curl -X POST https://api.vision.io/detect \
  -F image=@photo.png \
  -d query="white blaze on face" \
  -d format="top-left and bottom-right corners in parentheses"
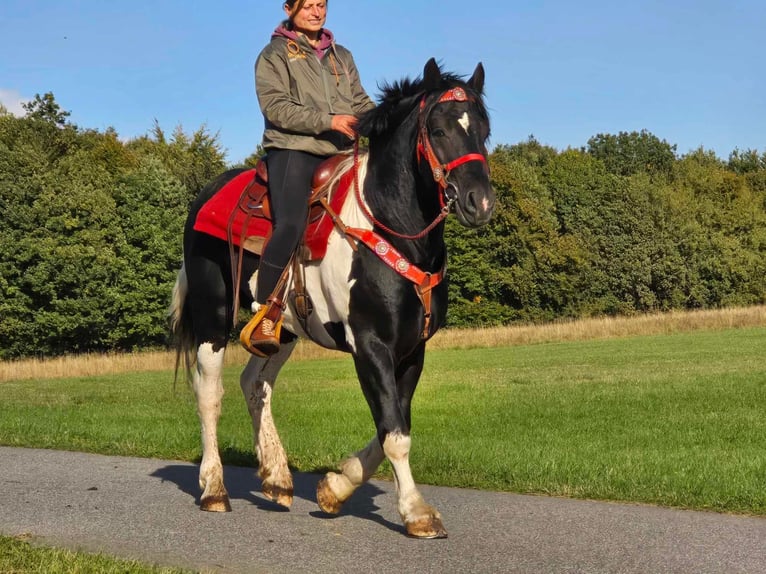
top-left (458, 111), bottom-right (470, 135)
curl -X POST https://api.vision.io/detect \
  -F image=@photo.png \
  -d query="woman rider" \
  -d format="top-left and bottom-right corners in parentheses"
top-left (250, 0), bottom-right (374, 355)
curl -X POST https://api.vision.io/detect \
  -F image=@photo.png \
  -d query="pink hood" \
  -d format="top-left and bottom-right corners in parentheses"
top-left (273, 23), bottom-right (334, 58)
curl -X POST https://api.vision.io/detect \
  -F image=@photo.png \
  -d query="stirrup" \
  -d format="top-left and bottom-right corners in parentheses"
top-left (240, 304), bottom-right (283, 357)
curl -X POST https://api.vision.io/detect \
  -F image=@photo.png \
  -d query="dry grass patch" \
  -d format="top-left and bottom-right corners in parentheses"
top-left (2, 305), bottom-right (764, 383)
top-left (433, 305), bottom-right (766, 349)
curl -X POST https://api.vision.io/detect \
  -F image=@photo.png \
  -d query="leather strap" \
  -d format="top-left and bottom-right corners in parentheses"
top-left (228, 174), bottom-right (262, 327)
top-left (345, 227), bottom-right (444, 339)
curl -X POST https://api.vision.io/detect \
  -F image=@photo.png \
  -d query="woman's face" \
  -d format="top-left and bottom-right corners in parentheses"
top-left (286, 1), bottom-right (327, 37)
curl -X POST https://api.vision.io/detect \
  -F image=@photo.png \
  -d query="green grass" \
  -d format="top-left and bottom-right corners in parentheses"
top-left (0, 535), bottom-right (191, 574)
top-left (1, 327), bottom-right (765, 515)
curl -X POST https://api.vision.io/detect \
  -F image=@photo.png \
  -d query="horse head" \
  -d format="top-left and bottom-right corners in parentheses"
top-left (417, 58), bottom-right (496, 227)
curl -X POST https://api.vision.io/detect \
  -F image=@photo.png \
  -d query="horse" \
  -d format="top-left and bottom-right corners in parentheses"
top-left (169, 58), bottom-right (495, 539)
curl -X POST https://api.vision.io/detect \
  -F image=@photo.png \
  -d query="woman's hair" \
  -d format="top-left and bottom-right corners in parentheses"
top-left (284, 1), bottom-right (303, 19)
top-left (284, 1), bottom-right (327, 21)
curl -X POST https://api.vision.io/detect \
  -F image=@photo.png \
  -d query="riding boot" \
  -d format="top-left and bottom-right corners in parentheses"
top-left (247, 300), bottom-right (283, 357)
top-left (241, 260), bottom-right (286, 357)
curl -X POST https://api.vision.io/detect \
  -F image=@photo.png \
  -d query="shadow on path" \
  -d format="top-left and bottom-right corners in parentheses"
top-left (150, 464), bottom-right (405, 535)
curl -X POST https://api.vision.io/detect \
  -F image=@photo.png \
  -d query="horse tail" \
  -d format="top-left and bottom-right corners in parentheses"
top-left (169, 264), bottom-right (195, 384)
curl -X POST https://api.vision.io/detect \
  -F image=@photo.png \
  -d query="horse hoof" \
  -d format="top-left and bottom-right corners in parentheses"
top-left (200, 495), bottom-right (232, 513)
top-left (406, 516), bottom-right (448, 539)
top-left (316, 476), bottom-right (343, 514)
top-left (262, 483), bottom-right (294, 508)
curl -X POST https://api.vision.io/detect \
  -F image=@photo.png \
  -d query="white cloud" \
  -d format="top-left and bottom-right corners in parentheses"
top-left (0, 89), bottom-right (28, 116)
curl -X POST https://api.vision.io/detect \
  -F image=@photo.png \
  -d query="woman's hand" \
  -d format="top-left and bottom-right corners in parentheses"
top-left (331, 114), bottom-right (359, 139)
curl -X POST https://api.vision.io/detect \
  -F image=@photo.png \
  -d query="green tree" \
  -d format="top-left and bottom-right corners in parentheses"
top-left (22, 92), bottom-right (72, 126)
top-left (587, 130), bottom-right (677, 178)
top-left (109, 156), bottom-right (187, 348)
top-left (728, 148), bottom-right (765, 175)
top-left (241, 144), bottom-right (267, 168)
top-left (0, 108), bottom-right (207, 357)
top-left (0, 112), bottom-right (125, 356)
top-left (127, 122), bottom-right (227, 199)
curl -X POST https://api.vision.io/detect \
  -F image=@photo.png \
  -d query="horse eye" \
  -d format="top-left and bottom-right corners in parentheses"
top-left (431, 128), bottom-right (446, 138)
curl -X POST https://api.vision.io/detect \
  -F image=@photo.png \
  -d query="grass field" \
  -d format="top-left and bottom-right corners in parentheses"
top-left (0, 535), bottom-right (191, 574)
top-left (3, 305), bottom-right (764, 382)
top-left (1, 323), bottom-right (764, 517)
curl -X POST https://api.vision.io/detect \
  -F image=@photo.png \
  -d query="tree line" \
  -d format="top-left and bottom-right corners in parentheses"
top-left (1, 94), bottom-right (764, 358)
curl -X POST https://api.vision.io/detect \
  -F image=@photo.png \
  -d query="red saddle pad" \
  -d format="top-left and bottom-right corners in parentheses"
top-left (193, 166), bottom-right (355, 261)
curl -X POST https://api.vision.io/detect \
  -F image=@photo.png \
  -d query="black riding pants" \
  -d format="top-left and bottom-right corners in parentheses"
top-left (256, 149), bottom-right (327, 304)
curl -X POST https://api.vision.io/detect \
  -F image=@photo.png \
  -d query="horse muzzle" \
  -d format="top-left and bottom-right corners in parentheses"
top-left (452, 184), bottom-right (496, 227)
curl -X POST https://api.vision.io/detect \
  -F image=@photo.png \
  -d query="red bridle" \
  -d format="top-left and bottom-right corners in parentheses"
top-left (416, 87), bottom-right (488, 205)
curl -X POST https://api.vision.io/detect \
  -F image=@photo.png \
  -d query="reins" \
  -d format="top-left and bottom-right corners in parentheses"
top-left (352, 138), bottom-right (452, 241)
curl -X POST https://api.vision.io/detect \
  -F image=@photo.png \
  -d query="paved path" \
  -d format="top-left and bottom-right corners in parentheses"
top-left (1, 447), bottom-right (764, 573)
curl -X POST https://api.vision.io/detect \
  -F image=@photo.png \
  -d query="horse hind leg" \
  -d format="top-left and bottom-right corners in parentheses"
top-left (194, 342), bottom-right (231, 512)
top-left (240, 339), bottom-right (297, 507)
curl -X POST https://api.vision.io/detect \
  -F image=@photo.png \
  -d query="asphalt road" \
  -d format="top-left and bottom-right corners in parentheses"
top-left (1, 447), bottom-right (764, 573)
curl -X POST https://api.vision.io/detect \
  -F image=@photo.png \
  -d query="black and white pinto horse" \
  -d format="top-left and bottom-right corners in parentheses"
top-left (170, 59), bottom-right (495, 538)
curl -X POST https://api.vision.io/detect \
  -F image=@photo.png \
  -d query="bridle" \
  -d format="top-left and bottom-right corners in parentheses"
top-left (353, 86), bottom-right (488, 241)
top-left (417, 87), bottom-right (488, 207)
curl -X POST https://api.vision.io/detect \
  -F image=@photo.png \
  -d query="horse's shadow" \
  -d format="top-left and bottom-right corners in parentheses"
top-left (150, 462), bottom-right (404, 535)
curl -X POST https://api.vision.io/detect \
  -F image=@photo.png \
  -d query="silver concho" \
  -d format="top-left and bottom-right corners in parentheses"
top-left (396, 259), bottom-right (410, 273)
top-left (433, 166), bottom-right (444, 181)
top-left (451, 87), bottom-right (467, 101)
top-left (375, 241), bottom-right (389, 256)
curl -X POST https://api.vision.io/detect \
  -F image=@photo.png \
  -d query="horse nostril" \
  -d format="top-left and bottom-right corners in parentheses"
top-left (463, 190), bottom-right (478, 215)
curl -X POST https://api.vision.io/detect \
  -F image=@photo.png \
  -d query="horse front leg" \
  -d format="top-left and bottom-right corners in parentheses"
top-left (316, 436), bottom-right (385, 513)
top-left (317, 340), bottom-right (446, 538)
top-left (194, 342), bottom-right (231, 512)
top-left (384, 344), bottom-right (446, 539)
top-left (240, 339), bottom-right (297, 507)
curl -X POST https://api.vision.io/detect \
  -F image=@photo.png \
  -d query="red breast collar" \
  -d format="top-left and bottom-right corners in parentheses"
top-left (345, 227), bottom-right (444, 339)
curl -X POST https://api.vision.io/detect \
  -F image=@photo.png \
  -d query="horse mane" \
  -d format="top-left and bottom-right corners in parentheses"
top-left (357, 67), bottom-right (488, 140)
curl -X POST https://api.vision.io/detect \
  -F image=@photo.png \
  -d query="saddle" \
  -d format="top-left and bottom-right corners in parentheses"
top-left (193, 155), bottom-right (353, 260)
top-left (193, 154), bottom-right (356, 341)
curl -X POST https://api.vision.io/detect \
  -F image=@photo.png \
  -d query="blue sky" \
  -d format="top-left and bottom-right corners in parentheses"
top-left (1, 1), bottom-right (764, 164)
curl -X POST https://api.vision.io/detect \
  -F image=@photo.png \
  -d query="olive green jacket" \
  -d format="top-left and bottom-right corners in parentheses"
top-left (255, 32), bottom-right (374, 156)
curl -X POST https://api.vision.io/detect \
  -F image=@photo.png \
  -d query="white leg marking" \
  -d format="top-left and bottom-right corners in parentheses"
top-left (383, 432), bottom-right (422, 519)
top-left (383, 431), bottom-right (445, 537)
top-left (324, 437), bottom-right (384, 502)
top-left (194, 343), bottom-right (229, 508)
top-left (317, 435), bottom-right (385, 513)
top-left (458, 111), bottom-right (471, 135)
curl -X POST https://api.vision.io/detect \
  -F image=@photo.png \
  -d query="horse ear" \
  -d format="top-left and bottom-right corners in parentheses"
top-left (422, 58), bottom-right (442, 91)
top-left (468, 63), bottom-right (485, 95)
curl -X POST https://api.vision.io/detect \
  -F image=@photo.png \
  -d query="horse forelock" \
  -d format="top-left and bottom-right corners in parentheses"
top-left (358, 71), bottom-right (488, 140)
